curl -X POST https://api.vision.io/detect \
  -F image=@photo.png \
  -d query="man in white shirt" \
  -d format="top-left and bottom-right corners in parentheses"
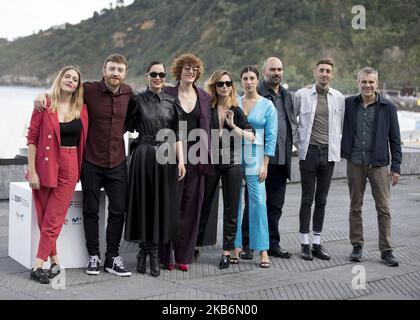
top-left (293, 58), bottom-right (345, 261)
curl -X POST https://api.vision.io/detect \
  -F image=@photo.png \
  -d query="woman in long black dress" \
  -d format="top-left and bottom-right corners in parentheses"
top-left (124, 61), bottom-right (186, 277)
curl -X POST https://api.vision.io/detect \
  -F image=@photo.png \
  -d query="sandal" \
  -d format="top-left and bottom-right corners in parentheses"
top-left (230, 257), bottom-right (240, 264)
top-left (259, 250), bottom-right (270, 268)
top-left (230, 248), bottom-right (241, 264)
top-left (259, 261), bottom-right (270, 268)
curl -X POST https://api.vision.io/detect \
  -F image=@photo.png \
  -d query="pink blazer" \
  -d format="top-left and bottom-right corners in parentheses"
top-left (27, 100), bottom-right (88, 188)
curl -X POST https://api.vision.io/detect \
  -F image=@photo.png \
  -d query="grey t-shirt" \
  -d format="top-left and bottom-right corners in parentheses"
top-left (309, 86), bottom-right (329, 145)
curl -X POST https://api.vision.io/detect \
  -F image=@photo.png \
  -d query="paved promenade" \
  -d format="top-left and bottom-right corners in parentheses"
top-left (0, 176), bottom-right (419, 300)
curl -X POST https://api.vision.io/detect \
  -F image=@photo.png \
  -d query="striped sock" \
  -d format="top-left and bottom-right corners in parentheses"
top-left (313, 233), bottom-right (321, 245)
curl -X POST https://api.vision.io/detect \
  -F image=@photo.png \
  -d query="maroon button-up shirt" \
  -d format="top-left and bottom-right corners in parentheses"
top-left (83, 78), bottom-right (132, 168)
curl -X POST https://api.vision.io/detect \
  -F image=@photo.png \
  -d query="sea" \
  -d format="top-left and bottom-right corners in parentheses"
top-left (0, 86), bottom-right (48, 159)
top-left (0, 85), bottom-right (419, 159)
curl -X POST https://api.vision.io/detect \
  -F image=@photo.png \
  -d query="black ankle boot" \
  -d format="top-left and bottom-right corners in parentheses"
top-left (219, 254), bottom-right (230, 269)
top-left (30, 268), bottom-right (49, 284)
top-left (46, 263), bottom-right (61, 279)
top-left (137, 242), bottom-right (148, 274)
top-left (148, 242), bottom-right (160, 277)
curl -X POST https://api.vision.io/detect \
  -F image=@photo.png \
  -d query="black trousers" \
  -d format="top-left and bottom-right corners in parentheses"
top-left (81, 160), bottom-right (128, 259)
top-left (241, 186), bottom-right (250, 249)
top-left (197, 163), bottom-right (243, 251)
top-left (265, 164), bottom-right (288, 250)
top-left (298, 147), bottom-right (335, 234)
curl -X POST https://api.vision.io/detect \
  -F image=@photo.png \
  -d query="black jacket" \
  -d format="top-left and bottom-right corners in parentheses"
top-left (210, 106), bottom-right (255, 165)
top-left (258, 81), bottom-right (297, 180)
top-left (341, 94), bottom-right (402, 174)
top-left (125, 89), bottom-right (182, 155)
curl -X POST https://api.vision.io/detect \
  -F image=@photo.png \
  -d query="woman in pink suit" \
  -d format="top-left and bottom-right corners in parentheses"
top-left (27, 66), bottom-right (88, 284)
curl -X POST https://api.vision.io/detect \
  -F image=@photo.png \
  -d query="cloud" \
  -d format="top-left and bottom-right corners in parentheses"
top-left (0, 0), bottom-right (134, 40)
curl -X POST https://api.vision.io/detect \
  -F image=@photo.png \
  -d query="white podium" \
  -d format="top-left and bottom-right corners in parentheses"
top-left (8, 182), bottom-right (107, 269)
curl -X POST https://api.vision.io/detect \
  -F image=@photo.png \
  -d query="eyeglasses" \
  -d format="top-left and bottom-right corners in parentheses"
top-left (147, 72), bottom-right (166, 78)
top-left (215, 81), bottom-right (233, 88)
top-left (183, 65), bottom-right (199, 73)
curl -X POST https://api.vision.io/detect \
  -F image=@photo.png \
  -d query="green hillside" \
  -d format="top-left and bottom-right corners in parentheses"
top-left (0, 0), bottom-right (419, 93)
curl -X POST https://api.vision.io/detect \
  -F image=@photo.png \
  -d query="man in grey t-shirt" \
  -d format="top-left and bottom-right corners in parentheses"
top-left (294, 58), bottom-right (345, 261)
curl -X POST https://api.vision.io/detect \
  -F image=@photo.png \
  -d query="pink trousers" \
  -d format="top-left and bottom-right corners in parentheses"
top-left (33, 148), bottom-right (79, 261)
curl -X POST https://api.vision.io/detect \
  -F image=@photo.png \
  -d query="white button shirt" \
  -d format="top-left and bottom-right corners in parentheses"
top-left (293, 84), bottom-right (345, 162)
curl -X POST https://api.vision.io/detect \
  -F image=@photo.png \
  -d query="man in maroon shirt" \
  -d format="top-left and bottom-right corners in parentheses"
top-left (35, 54), bottom-right (132, 277)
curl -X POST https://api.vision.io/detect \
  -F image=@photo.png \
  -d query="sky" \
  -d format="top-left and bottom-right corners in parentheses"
top-left (0, 0), bottom-right (135, 41)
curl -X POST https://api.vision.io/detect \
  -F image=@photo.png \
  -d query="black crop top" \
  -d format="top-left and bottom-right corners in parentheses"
top-left (60, 118), bottom-right (82, 147)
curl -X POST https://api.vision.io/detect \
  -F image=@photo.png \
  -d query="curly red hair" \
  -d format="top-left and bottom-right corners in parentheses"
top-left (171, 53), bottom-right (204, 82)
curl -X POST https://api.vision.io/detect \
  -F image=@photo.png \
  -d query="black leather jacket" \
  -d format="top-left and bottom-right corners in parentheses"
top-left (125, 89), bottom-right (181, 154)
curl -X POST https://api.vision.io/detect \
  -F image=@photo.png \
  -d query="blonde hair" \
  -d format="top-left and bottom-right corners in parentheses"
top-left (50, 66), bottom-right (84, 121)
top-left (206, 70), bottom-right (238, 108)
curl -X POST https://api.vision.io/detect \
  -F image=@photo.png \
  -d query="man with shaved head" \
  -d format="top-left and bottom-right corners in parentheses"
top-left (240, 57), bottom-right (298, 260)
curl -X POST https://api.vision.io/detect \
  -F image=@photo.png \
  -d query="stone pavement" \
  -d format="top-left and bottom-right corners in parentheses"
top-left (0, 176), bottom-right (419, 300)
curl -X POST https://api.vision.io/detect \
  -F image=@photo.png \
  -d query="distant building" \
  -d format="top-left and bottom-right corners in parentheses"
top-left (379, 89), bottom-right (400, 97)
top-left (401, 87), bottom-right (416, 97)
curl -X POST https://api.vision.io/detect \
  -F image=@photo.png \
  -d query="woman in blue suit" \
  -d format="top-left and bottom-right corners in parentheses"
top-left (233, 66), bottom-right (278, 268)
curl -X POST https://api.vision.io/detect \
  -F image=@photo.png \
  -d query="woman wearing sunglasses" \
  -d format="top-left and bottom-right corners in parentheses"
top-left (160, 54), bottom-right (213, 272)
top-left (233, 66), bottom-right (278, 268)
top-left (124, 61), bottom-right (186, 277)
top-left (196, 70), bottom-right (255, 269)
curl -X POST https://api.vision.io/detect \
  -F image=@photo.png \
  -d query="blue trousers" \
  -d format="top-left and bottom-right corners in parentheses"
top-left (235, 174), bottom-right (269, 251)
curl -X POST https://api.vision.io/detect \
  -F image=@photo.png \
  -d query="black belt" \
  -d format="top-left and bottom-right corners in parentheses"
top-left (308, 144), bottom-right (328, 151)
top-left (139, 135), bottom-right (164, 146)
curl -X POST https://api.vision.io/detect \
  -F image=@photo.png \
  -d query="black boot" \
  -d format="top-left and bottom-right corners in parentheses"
top-left (137, 242), bottom-right (148, 274)
top-left (30, 268), bottom-right (49, 284)
top-left (148, 242), bottom-right (160, 277)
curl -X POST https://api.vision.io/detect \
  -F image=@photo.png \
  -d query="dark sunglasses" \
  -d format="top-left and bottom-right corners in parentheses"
top-left (215, 81), bottom-right (233, 88)
top-left (147, 72), bottom-right (167, 78)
